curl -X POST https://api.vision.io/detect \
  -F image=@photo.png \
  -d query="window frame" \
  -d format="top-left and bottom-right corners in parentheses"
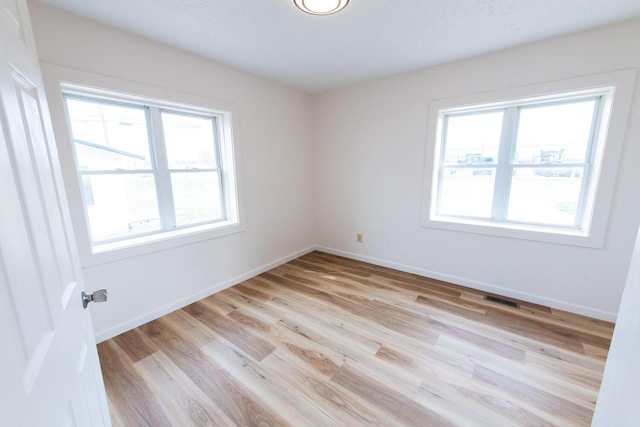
top-left (41, 64), bottom-right (244, 267)
top-left (64, 93), bottom-right (232, 245)
top-left (435, 94), bottom-right (603, 228)
top-left (422, 70), bottom-right (637, 248)
top-left (155, 108), bottom-right (226, 230)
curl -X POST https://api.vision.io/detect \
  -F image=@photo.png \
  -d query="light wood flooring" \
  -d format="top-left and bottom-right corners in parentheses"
top-left (98, 251), bottom-right (614, 426)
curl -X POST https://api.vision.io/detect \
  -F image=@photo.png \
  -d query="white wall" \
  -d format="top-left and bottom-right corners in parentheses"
top-left (28, 1), bottom-right (640, 337)
top-left (28, 3), bottom-right (315, 341)
top-left (593, 225), bottom-right (640, 426)
top-left (313, 19), bottom-right (640, 320)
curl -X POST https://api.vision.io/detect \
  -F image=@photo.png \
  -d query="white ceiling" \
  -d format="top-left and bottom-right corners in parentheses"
top-left (31, 0), bottom-right (640, 93)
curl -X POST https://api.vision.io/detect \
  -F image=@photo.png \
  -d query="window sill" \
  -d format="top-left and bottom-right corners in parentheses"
top-left (82, 219), bottom-right (244, 267)
top-left (422, 216), bottom-right (603, 248)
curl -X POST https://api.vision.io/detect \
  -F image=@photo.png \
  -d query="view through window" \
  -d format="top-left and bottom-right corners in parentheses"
top-left (64, 93), bottom-right (232, 245)
top-left (432, 90), bottom-right (608, 233)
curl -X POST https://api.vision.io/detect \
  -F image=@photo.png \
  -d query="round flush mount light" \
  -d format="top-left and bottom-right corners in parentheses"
top-left (293, 0), bottom-right (350, 16)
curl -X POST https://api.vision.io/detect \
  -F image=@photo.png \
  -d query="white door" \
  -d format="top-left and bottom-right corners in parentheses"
top-left (592, 225), bottom-right (640, 426)
top-left (0, 0), bottom-right (111, 426)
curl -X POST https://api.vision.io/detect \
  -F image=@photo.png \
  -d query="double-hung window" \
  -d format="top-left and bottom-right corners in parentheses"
top-left (436, 95), bottom-right (600, 226)
top-left (62, 89), bottom-right (239, 252)
top-left (423, 70), bottom-right (636, 247)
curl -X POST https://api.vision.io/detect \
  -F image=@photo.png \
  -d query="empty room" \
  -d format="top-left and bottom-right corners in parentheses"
top-left (2, 0), bottom-right (640, 425)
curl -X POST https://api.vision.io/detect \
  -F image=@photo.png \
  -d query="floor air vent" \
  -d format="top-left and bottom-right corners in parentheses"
top-left (484, 295), bottom-right (520, 308)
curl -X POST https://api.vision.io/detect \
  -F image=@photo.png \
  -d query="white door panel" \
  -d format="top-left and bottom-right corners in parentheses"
top-left (0, 0), bottom-right (111, 425)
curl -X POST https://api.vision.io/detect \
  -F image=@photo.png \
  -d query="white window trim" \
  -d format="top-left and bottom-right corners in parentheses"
top-left (41, 64), bottom-right (245, 267)
top-left (421, 69), bottom-right (637, 248)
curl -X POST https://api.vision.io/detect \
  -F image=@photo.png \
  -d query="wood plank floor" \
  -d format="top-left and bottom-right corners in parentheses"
top-left (98, 251), bottom-right (614, 426)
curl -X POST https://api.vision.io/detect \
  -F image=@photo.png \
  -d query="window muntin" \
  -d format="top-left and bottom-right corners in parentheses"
top-left (433, 92), bottom-right (605, 232)
top-left (64, 93), bottom-right (230, 245)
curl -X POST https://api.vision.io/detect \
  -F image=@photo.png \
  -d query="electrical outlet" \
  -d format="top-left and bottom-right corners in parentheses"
top-left (356, 233), bottom-right (363, 243)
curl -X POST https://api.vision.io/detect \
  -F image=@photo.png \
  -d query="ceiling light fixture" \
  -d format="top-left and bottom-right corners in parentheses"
top-left (293, 0), bottom-right (350, 16)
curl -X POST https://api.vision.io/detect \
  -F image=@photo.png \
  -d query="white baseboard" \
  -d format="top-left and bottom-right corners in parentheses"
top-left (95, 243), bottom-right (616, 343)
top-left (315, 246), bottom-right (617, 322)
top-left (94, 246), bottom-right (316, 342)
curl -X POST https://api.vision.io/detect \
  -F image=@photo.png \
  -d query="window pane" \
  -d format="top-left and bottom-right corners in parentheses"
top-left (443, 111), bottom-right (503, 166)
top-left (66, 97), bottom-right (152, 170)
top-left (438, 170), bottom-right (495, 218)
top-left (81, 174), bottom-right (160, 242)
top-left (514, 100), bottom-right (596, 164)
top-left (162, 112), bottom-right (218, 169)
top-left (507, 167), bottom-right (584, 226)
top-left (171, 172), bottom-right (223, 226)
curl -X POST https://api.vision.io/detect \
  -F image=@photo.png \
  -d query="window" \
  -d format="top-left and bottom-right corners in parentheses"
top-left (62, 88), bottom-right (240, 252)
top-left (436, 94), bottom-right (600, 227)
top-left (423, 70), bottom-right (636, 247)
